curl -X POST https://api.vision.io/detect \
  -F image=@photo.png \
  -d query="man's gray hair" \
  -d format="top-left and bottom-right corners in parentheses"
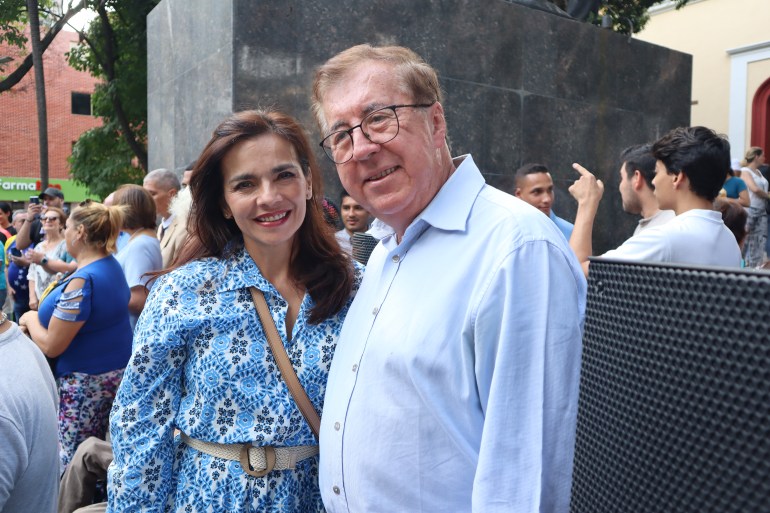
top-left (144, 168), bottom-right (181, 192)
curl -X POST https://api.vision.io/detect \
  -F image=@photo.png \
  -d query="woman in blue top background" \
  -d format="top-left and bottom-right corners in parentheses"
top-left (721, 163), bottom-right (750, 207)
top-left (108, 110), bottom-right (359, 512)
top-left (20, 200), bottom-right (132, 474)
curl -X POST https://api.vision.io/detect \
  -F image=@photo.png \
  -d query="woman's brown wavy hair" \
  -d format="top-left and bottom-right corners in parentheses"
top-left (172, 109), bottom-right (354, 323)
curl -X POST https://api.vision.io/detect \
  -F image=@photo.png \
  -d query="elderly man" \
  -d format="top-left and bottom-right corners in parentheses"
top-left (312, 44), bottom-right (586, 512)
top-left (143, 168), bottom-right (184, 267)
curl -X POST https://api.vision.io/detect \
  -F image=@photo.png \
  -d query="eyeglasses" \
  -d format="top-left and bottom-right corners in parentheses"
top-left (41, 216), bottom-right (59, 222)
top-left (319, 102), bottom-right (436, 164)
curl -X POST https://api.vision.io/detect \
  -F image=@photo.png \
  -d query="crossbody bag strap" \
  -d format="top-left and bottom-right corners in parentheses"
top-left (249, 287), bottom-right (321, 439)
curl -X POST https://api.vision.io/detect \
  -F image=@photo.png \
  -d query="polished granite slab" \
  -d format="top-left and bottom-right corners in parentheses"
top-left (148, 0), bottom-right (691, 252)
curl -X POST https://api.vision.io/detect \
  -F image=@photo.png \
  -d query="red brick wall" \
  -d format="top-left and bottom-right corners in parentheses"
top-left (0, 29), bottom-right (102, 180)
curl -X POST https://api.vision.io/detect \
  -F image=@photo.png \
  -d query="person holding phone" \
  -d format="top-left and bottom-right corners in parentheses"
top-left (16, 188), bottom-right (66, 251)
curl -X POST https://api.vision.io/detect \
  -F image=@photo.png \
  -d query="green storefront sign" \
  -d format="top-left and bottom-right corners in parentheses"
top-left (0, 177), bottom-right (96, 203)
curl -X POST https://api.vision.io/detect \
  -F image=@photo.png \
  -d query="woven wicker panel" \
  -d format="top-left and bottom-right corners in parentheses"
top-left (570, 259), bottom-right (770, 513)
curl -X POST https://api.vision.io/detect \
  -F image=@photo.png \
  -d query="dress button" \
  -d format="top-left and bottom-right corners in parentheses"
top-left (334, 422), bottom-right (340, 431)
top-left (372, 307), bottom-right (379, 315)
top-left (333, 486), bottom-right (341, 495)
top-left (392, 254), bottom-right (400, 263)
top-left (352, 364), bottom-right (358, 372)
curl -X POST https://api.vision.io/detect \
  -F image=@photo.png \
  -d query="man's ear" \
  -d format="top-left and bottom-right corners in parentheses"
top-left (632, 170), bottom-right (645, 190)
top-left (430, 102), bottom-right (448, 147)
top-left (514, 187), bottom-right (522, 198)
top-left (672, 171), bottom-right (687, 189)
top-left (169, 188), bottom-right (178, 199)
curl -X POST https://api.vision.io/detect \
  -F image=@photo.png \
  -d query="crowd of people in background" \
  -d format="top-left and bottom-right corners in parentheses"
top-left (2, 42), bottom-right (770, 513)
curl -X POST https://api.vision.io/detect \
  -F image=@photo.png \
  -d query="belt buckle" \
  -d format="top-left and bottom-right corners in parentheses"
top-left (240, 444), bottom-right (276, 477)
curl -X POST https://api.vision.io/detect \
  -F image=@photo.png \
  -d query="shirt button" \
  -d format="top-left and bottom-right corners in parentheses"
top-left (372, 307), bottom-right (379, 315)
top-left (352, 364), bottom-right (358, 372)
top-left (334, 422), bottom-right (340, 431)
top-left (392, 254), bottom-right (400, 263)
top-left (333, 486), bottom-right (341, 495)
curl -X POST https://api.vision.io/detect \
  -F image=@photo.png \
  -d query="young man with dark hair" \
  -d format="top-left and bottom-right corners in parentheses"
top-left (569, 126), bottom-right (741, 276)
top-left (514, 163), bottom-right (574, 239)
top-left (618, 144), bottom-right (676, 235)
top-left (334, 190), bottom-right (371, 255)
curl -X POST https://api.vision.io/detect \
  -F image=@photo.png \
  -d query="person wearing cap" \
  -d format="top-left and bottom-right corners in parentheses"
top-left (15, 187), bottom-right (66, 251)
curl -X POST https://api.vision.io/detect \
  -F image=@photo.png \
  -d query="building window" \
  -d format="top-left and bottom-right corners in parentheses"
top-left (71, 92), bottom-right (91, 115)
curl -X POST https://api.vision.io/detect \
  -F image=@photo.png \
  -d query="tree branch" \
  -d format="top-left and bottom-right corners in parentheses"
top-left (95, 2), bottom-right (148, 170)
top-left (0, 0), bottom-right (85, 93)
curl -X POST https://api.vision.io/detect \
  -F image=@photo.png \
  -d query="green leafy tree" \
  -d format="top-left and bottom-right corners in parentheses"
top-left (67, 0), bottom-right (159, 197)
top-left (546, 0), bottom-right (690, 34)
top-left (0, 0), bottom-right (86, 92)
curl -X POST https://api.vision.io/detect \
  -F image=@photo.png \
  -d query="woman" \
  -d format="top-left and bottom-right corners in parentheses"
top-left (27, 206), bottom-right (74, 310)
top-left (740, 146), bottom-right (768, 267)
top-left (19, 200), bottom-right (133, 473)
top-left (112, 184), bottom-right (163, 329)
top-left (107, 110), bottom-right (359, 512)
top-left (720, 166), bottom-right (750, 207)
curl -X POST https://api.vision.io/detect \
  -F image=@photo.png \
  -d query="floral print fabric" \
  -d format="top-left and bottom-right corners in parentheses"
top-left (58, 368), bottom-right (124, 473)
top-left (107, 247), bottom-right (359, 512)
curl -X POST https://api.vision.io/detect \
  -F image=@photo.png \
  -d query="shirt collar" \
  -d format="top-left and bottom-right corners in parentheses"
top-left (215, 245), bottom-right (274, 294)
top-left (410, 154), bottom-right (484, 232)
top-left (160, 214), bottom-right (175, 230)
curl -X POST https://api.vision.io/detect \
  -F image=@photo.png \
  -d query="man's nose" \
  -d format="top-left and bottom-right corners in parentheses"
top-left (350, 128), bottom-right (380, 161)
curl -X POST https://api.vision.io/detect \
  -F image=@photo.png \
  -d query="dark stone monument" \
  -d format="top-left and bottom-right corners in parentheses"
top-left (148, 0), bottom-right (691, 253)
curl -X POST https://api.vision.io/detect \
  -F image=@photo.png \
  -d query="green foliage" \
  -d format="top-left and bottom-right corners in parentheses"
top-left (68, 125), bottom-right (144, 199)
top-left (67, 0), bottom-right (159, 195)
top-left (595, 0), bottom-right (692, 34)
top-left (544, 0), bottom-right (691, 34)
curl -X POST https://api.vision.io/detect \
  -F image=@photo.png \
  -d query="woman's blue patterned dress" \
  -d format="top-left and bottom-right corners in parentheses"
top-left (107, 247), bottom-right (359, 512)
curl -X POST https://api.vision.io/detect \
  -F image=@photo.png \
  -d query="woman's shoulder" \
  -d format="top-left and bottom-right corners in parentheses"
top-left (154, 254), bottom-right (234, 291)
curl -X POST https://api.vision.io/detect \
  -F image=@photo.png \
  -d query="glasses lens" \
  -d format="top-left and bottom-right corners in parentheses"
top-left (322, 131), bottom-right (354, 164)
top-left (42, 217), bottom-right (58, 222)
top-left (362, 108), bottom-right (399, 144)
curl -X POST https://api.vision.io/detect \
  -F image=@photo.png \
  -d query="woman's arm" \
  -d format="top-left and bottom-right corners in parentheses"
top-left (19, 277), bottom-right (86, 357)
top-left (737, 189), bottom-right (751, 207)
top-left (127, 285), bottom-right (149, 315)
top-left (28, 277), bottom-right (38, 310)
top-left (107, 276), bottom-right (187, 512)
top-left (741, 171), bottom-right (770, 199)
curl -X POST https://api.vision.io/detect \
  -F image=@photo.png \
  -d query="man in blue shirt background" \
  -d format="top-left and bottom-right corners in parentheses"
top-left (514, 162), bottom-right (574, 240)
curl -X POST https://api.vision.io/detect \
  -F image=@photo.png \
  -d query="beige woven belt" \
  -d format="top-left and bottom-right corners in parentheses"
top-left (180, 432), bottom-right (318, 477)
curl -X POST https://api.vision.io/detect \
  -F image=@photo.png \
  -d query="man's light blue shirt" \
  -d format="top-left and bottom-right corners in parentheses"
top-left (320, 155), bottom-right (586, 512)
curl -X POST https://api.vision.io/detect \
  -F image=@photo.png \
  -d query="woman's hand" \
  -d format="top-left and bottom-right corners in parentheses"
top-left (18, 310), bottom-right (36, 334)
top-left (9, 254), bottom-right (32, 267)
top-left (28, 250), bottom-right (45, 265)
top-left (29, 298), bottom-right (39, 311)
